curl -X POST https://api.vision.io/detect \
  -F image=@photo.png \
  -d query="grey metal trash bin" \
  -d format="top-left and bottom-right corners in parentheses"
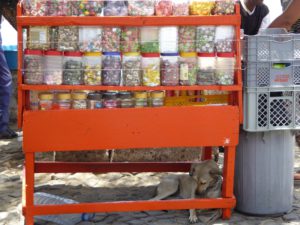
top-left (234, 130), bottom-right (295, 216)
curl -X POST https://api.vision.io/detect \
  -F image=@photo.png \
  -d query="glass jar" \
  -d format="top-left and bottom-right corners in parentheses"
top-left (142, 53), bottom-right (160, 86)
top-left (179, 26), bottom-right (196, 53)
top-left (87, 92), bottom-right (103, 109)
top-left (122, 52), bottom-right (142, 86)
top-left (104, 0), bottom-right (128, 16)
top-left (77, 0), bottom-right (104, 16)
top-left (150, 91), bottom-right (164, 107)
top-left (140, 27), bottom-right (159, 53)
top-left (79, 26), bottom-right (102, 52)
top-left (102, 52), bottom-right (122, 86)
top-left (172, 0), bottom-right (189, 15)
top-left (27, 26), bottom-right (50, 50)
top-left (196, 26), bottom-right (216, 53)
top-left (102, 27), bottom-right (121, 52)
top-left (45, 0), bottom-right (67, 16)
top-left (83, 52), bottom-right (102, 85)
top-left (103, 92), bottom-right (118, 108)
top-left (189, 0), bottom-right (215, 15)
top-left (63, 51), bottom-right (84, 85)
top-left (118, 91), bottom-right (134, 108)
top-left (213, 0), bottom-right (235, 15)
top-left (215, 52), bottom-right (235, 85)
top-left (215, 26), bottom-right (235, 53)
top-left (155, 0), bottom-right (173, 16)
top-left (24, 49), bottom-right (44, 84)
top-left (128, 0), bottom-right (155, 16)
top-left (57, 26), bottom-right (79, 51)
top-left (197, 52), bottom-right (216, 85)
top-left (134, 91), bottom-right (148, 108)
top-left (161, 53), bottom-right (179, 86)
top-left (23, 0), bottom-right (47, 16)
top-left (44, 50), bottom-right (63, 85)
top-left (159, 26), bottom-right (178, 53)
top-left (179, 52), bottom-right (197, 86)
top-left (72, 92), bottom-right (87, 109)
top-left (56, 92), bottom-right (72, 110)
top-left (121, 27), bottom-right (140, 52)
top-left (39, 92), bottom-right (54, 110)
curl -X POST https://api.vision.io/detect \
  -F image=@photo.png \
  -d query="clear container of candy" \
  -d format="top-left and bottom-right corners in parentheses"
top-left (57, 26), bottom-right (79, 51)
top-left (172, 0), bottom-right (189, 15)
top-left (179, 52), bottom-right (197, 86)
top-left (79, 26), bottom-right (102, 52)
top-left (196, 26), bottom-right (216, 53)
top-left (56, 92), bottom-right (72, 110)
top-left (155, 0), bottom-right (173, 16)
top-left (161, 53), bottom-right (179, 86)
top-left (134, 91), bottom-right (148, 107)
top-left (197, 52), bottom-right (216, 85)
top-left (87, 92), bottom-right (103, 109)
top-left (102, 27), bottom-right (121, 52)
top-left (142, 53), bottom-right (160, 86)
top-left (45, 0), bottom-right (67, 16)
top-left (72, 92), bottom-right (87, 109)
top-left (103, 92), bottom-right (118, 108)
top-left (104, 0), bottom-right (128, 16)
top-left (24, 49), bottom-right (44, 85)
top-left (23, 0), bottom-right (47, 16)
top-left (77, 0), bottom-right (104, 16)
top-left (49, 27), bottom-right (59, 50)
top-left (140, 27), bottom-right (159, 53)
top-left (213, 0), bottom-right (235, 15)
top-left (189, 0), bottom-right (215, 15)
top-left (122, 52), bottom-right (142, 86)
top-left (215, 26), bottom-right (235, 53)
top-left (44, 50), bottom-right (63, 85)
top-left (39, 92), bottom-right (54, 110)
top-left (63, 51), bottom-right (84, 85)
top-left (27, 26), bottom-right (50, 50)
top-left (150, 91), bottom-right (164, 107)
top-left (159, 26), bottom-right (178, 53)
top-left (121, 27), bottom-right (140, 52)
top-left (128, 0), bottom-right (155, 16)
top-left (179, 26), bottom-right (196, 53)
top-left (83, 52), bottom-right (102, 85)
top-left (118, 91), bottom-right (135, 108)
top-left (102, 52), bottom-right (122, 86)
top-left (215, 52), bottom-right (235, 85)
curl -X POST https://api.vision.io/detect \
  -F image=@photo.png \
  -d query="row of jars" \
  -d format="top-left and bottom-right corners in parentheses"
top-left (24, 50), bottom-right (236, 86)
top-left (27, 26), bottom-right (235, 53)
top-left (24, 0), bottom-right (235, 17)
top-left (37, 90), bottom-right (165, 110)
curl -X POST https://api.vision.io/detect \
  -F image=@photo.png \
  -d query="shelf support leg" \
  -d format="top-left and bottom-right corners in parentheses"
top-left (201, 147), bottom-right (213, 161)
top-left (222, 146), bottom-right (236, 219)
top-left (24, 152), bottom-right (35, 225)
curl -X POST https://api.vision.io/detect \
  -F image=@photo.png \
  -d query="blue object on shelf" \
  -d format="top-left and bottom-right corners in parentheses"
top-left (3, 45), bottom-right (18, 70)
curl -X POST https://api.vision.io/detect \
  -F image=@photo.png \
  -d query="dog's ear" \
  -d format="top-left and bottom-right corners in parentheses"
top-left (210, 167), bottom-right (222, 176)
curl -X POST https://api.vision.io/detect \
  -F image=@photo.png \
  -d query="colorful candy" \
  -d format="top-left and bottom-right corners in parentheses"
top-left (155, 0), bottom-right (173, 16)
top-left (196, 26), bottom-right (216, 53)
top-left (179, 53), bottom-right (197, 85)
top-left (197, 53), bottom-right (216, 85)
top-left (63, 53), bottom-right (84, 85)
top-left (102, 27), bottom-right (121, 52)
top-left (179, 26), bottom-right (196, 52)
top-left (102, 53), bottom-right (122, 86)
top-left (78, 0), bottom-right (104, 16)
top-left (140, 27), bottom-right (159, 53)
top-left (23, 0), bottom-right (47, 16)
top-left (104, 0), bottom-right (128, 16)
top-left (161, 53), bottom-right (180, 86)
top-left (122, 53), bottom-right (142, 86)
top-left (215, 26), bottom-right (235, 53)
top-left (83, 53), bottom-right (102, 86)
top-left (24, 50), bottom-right (44, 84)
top-left (121, 27), bottom-right (140, 52)
top-left (128, 0), bottom-right (155, 16)
top-left (213, 0), bottom-right (235, 15)
top-left (172, 0), bottom-right (189, 15)
top-left (27, 26), bottom-right (50, 50)
top-left (44, 51), bottom-right (63, 85)
top-left (189, 0), bottom-right (215, 16)
top-left (57, 26), bottom-right (79, 51)
top-left (79, 26), bottom-right (102, 52)
top-left (142, 54), bottom-right (160, 86)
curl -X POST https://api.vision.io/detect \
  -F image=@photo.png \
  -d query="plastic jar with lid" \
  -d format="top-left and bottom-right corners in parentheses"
top-left (122, 52), bottom-right (142, 86)
top-left (159, 26), bottom-right (178, 53)
top-left (39, 92), bottom-right (54, 110)
top-left (215, 26), bottom-right (235, 53)
top-left (23, 0), bottom-right (47, 16)
top-left (179, 52), bottom-right (197, 86)
top-left (155, 0), bottom-right (173, 16)
top-left (172, 0), bottom-right (189, 15)
top-left (27, 26), bottom-right (50, 50)
top-left (44, 50), bottom-right (63, 85)
top-left (63, 51), bottom-right (84, 85)
top-left (189, 0), bottom-right (215, 15)
top-left (56, 92), bottom-right (72, 110)
top-left (45, 0), bottom-right (66, 16)
top-left (197, 52), bottom-right (216, 85)
top-left (79, 26), bottom-right (102, 52)
top-left (128, 0), bottom-right (155, 16)
top-left (72, 92), bottom-right (87, 109)
top-left (102, 27), bottom-right (121, 52)
top-left (103, 92), bottom-right (118, 108)
top-left (150, 91), bottom-right (164, 107)
top-left (179, 26), bottom-right (196, 53)
top-left (24, 49), bottom-right (44, 84)
top-left (212, 0), bottom-right (235, 15)
top-left (102, 52), bottom-right (122, 86)
top-left (142, 53), bottom-right (160, 86)
top-left (134, 91), bottom-right (148, 108)
top-left (121, 27), bottom-right (140, 53)
top-left (161, 53), bottom-right (180, 86)
top-left (57, 26), bottom-right (79, 51)
top-left (83, 52), bottom-right (102, 85)
top-left (215, 52), bottom-right (235, 85)
top-left (104, 0), bottom-right (128, 16)
top-left (49, 27), bottom-right (59, 50)
top-left (87, 92), bottom-right (103, 109)
top-left (196, 26), bottom-right (216, 53)
top-left (140, 27), bottom-right (159, 53)
top-left (118, 91), bottom-right (134, 108)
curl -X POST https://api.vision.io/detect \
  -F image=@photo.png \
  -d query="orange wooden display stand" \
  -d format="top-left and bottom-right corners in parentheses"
top-left (18, 3), bottom-right (242, 224)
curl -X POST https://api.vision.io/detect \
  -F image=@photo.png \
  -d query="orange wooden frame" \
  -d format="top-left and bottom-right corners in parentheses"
top-left (18, 2), bottom-right (242, 224)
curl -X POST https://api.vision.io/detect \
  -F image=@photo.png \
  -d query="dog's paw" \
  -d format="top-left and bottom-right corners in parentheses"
top-left (189, 214), bottom-right (198, 224)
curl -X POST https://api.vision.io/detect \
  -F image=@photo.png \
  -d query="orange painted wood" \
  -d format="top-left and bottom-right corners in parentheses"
top-left (24, 153), bottom-right (35, 224)
top-left (222, 146), bottom-right (236, 199)
top-left (23, 106), bottom-right (239, 152)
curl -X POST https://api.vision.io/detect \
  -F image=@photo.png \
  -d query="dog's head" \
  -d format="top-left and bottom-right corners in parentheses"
top-left (189, 160), bottom-right (222, 194)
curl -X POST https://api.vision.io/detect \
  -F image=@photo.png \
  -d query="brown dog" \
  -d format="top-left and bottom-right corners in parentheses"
top-left (150, 160), bottom-right (223, 223)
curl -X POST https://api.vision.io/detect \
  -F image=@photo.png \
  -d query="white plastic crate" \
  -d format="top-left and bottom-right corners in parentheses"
top-left (243, 87), bottom-right (300, 132)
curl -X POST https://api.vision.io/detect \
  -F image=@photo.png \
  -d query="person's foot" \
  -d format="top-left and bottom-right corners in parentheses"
top-left (0, 127), bottom-right (18, 139)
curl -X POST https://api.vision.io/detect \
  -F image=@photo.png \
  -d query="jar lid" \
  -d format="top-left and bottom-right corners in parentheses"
top-left (141, 53), bottom-right (160, 57)
top-left (180, 52), bottom-right (197, 58)
top-left (103, 92), bottom-right (118, 100)
top-left (84, 52), bottom-right (102, 57)
top-left (45, 50), bottom-right (63, 56)
top-left (72, 92), bottom-right (87, 100)
top-left (134, 91), bottom-right (147, 99)
top-left (87, 92), bottom-right (102, 100)
top-left (150, 91), bottom-right (164, 98)
top-left (24, 49), bottom-right (43, 55)
top-left (216, 52), bottom-right (235, 58)
top-left (57, 92), bottom-right (71, 100)
top-left (161, 53), bottom-right (179, 56)
top-left (123, 52), bottom-right (140, 57)
top-left (197, 53), bottom-right (216, 57)
top-left (118, 91), bottom-right (132, 99)
top-left (103, 52), bottom-right (121, 56)
top-left (39, 92), bottom-right (54, 100)
top-left (64, 51), bottom-right (83, 57)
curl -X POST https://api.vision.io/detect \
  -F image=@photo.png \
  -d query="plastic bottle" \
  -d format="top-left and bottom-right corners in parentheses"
top-left (34, 192), bottom-right (95, 225)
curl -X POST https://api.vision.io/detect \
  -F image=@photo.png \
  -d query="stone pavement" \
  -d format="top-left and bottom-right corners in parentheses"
top-left (1, 136), bottom-right (300, 225)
